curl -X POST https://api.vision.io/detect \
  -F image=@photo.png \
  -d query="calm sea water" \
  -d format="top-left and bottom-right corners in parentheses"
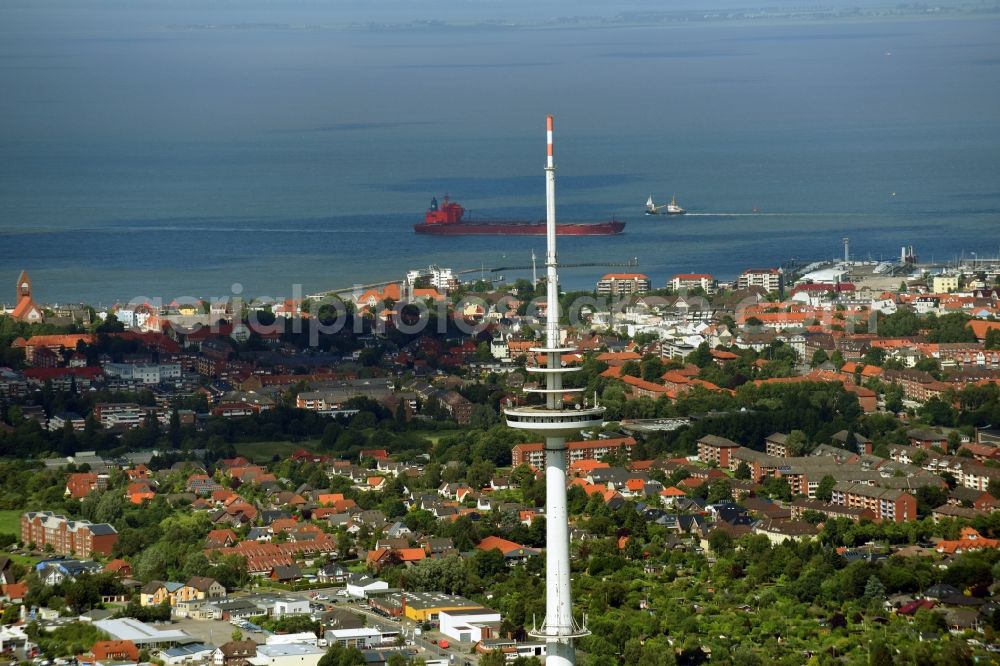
top-left (1, 5), bottom-right (999, 304)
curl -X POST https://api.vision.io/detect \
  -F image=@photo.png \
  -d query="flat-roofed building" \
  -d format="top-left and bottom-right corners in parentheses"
top-left (369, 591), bottom-right (484, 623)
top-left (440, 608), bottom-right (502, 644)
top-left (597, 273), bottom-right (650, 296)
top-left (158, 643), bottom-right (215, 665)
top-left (247, 644), bottom-right (325, 666)
top-left (670, 273), bottom-right (716, 295)
top-left (93, 618), bottom-right (191, 647)
top-left (323, 627), bottom-right (386, 649)
top-left (738, 268), bottom-right (782, 293)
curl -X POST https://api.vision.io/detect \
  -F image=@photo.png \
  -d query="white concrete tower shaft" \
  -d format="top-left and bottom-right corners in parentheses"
top-left (542, 114), bottom-right (576, 666)
top-left (503, 115), bottom-right (600, 666)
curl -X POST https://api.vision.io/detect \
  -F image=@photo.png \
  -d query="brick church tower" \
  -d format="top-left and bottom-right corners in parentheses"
top-left (12, 270), bottom-right (44, 323)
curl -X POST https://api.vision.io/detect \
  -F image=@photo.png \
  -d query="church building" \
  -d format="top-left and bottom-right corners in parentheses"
top-left (11, 271), bottom-right (44, 323)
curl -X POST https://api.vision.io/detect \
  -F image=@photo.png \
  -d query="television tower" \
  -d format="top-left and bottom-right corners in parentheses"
top-left (504, 115), bottom-right (604, 666)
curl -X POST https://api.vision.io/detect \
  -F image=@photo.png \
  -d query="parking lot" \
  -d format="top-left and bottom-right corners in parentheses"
top-left (170, 617), bottom-right (264, 646)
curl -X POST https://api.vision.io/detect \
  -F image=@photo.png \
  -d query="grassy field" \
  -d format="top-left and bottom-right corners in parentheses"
top-left (235, 440), bottom-right (315, 463)
top-left (9, 552), bottom-right (38, 567)
top-left (0, 509), bottom-right (21, 538)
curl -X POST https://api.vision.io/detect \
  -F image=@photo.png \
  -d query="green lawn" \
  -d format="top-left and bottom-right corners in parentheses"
top-left (0, 509), bottom-right (21, 537)
top-left (235, 440), bottom-right (315, 463)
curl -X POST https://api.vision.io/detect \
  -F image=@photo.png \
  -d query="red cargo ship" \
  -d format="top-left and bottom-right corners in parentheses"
top-left (414, 196), bottom-right (625, 235)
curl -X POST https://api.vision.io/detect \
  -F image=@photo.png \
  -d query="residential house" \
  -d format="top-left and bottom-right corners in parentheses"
top-left (91, 641), bottom-right (140, 662)
top-left (140, 580), bottom-right (184, 606)
top-left (177, 576), bottom-right (227, 602)
top-left (476, 536), bottom-right (539, 563)
top-left (316, 563), bottom-right (349, 585)
top-left (214, 641), bottom-right (258, 666)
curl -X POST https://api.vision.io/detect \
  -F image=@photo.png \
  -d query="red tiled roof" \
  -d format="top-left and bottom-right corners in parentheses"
top-left (16, 334), bottom-right (95, 349)
top-left (935, 528), bottom-right (1000, 554)
top-left (968, 320), bottom-right (1000, 341)
top-left (622, 375), bottom-right (672, 394)
top-left (105, 559), bottom-right (131, 573)
top-left (569, 459), bottom-right (610, 473)
top-left (397, 548), bottom-right (427, 562)
top-left (12, 296), bottom-right (40, 320)
top-left (478, 536), bottom-right (529, 555)
top-left (596, 351), bottom-right (642, 363)
top-left (92, 641), bottom-right (139, 661)
top-left (2, 583), bottom-right (27, 600)
top-left (571, 480), bottom-right (607, 496)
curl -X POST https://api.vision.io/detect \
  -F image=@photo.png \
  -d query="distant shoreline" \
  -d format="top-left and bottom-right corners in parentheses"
top-left (165, 3), bottom-right (1000, 34)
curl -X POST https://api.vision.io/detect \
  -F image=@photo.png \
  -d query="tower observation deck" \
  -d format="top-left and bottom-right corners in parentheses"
top-left (503, 116), bottom-right (600, 666)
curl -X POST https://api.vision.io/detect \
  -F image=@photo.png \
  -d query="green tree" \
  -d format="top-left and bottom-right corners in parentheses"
top-left (885, 385), bottom-right (904, 413)
top-left (763, 477), bottom-right (792, 501)
top-left (168, 409), bottom-right (182, 448)
top-left (96, 313), bottom-right (126, 334)
top-left (936, 640), bottom-right (973, 665)
top-left (620, 360), bottom-right (641, 377)
top-left (784, 429), bottom-right (808, 456)
top-left (868, 638), bottom-right (893, 666)
top-left (708, 529), bottom-right (734, 555)
top-left (985, 328), bottom-right (1000, 350)
top-left (687, 342), bottom-right (713, 368)
top-left (479, 650), bottom-right (507, 666)
top-left (317, 644), bottom-right (365, 666)
top-left (862, 575), bottom-right (885, 602)
top-left (466, 460), bottom-right (495, 490)
top-left (706, 479), bottom-right (733, 504)
top-left (1, 605), bottom-right (19, 625)
top-left (815, 475), bottom-right (836, 502)
top-left (640, 357), bottom-right (666, 381)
